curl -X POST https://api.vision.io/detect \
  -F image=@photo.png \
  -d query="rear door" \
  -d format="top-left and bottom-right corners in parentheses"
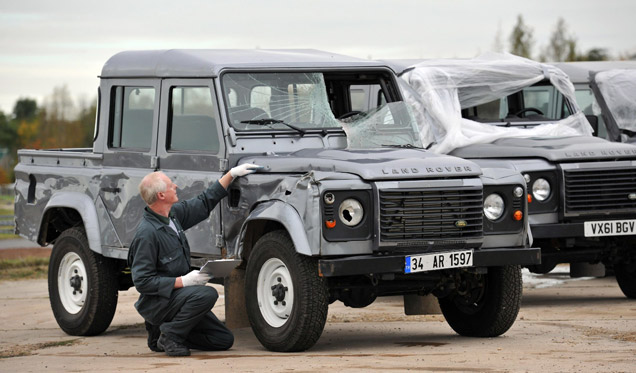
top-left (99, 79), bottom-right (161, 248)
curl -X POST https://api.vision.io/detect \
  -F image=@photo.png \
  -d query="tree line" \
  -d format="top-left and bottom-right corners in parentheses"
top-left (504, 15), bottom-right (629, 62)
top-left (0, 85), bottom-right (96, 183)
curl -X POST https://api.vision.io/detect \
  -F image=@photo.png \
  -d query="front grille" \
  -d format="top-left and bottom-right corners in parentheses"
top-left (379, 188), bottom-right (483, 242)
top-left (564, 167), bottom-right (636, 213)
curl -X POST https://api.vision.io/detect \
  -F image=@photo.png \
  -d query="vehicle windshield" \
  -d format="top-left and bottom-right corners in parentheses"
top-left (223, 72), bottom-right (343, 131)
top-left (595, 69), bottom-right (636, 133)
top-left (222, 72), bottom-right (422, 148)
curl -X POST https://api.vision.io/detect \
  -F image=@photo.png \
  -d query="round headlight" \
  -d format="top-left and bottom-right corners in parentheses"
top-left (532, 178), bottom-right (551, 201)
top-left (484, 193), bottom-right (505, 221)
top-left (338, 198), bottom-right (364, 226)
top-left (523, 174), bottom-right (531, 184)
top-left (513, 186), bottom-right (524, 198)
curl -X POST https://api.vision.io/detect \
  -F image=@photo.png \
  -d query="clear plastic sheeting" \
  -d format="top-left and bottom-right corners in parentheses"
top-left (595, 69), bottom-right (636, 133)
top-left (340, 102), bottom-right (423, 149)
top-left (399, 52), bottom-right (594, 154)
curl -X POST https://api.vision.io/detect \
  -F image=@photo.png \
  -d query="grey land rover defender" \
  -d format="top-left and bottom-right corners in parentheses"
top-left (14, 49), bottom-right (538, 352)
top-left (384, 54), bottom-right (636, 299)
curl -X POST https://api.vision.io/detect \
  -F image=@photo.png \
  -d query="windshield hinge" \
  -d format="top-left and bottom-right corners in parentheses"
top-left (226, 127), bottom-right (237, 147)
top-left (219, 159), bottom-right (229, 172)
top-left (150, 156), bottom-right (159, 170)
top-left (215, 234), bottom-right (225, 248)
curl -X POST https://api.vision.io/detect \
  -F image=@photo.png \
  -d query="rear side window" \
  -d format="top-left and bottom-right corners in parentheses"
top-left (168, 87), bottom-right (219, 153)
top-left (109, 86), bottom-right (155, 149)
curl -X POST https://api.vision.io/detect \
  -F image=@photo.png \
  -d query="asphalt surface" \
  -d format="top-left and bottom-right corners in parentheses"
top-left (0, 267), bottom-right (634, 372)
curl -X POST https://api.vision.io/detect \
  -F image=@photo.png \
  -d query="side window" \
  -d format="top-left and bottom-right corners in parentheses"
top-left (522, 86), bottom-right (554, 118)
top-left (349, 84), bottom-right (384, 112)
top-left (109, 86), bottom-right (155, 150)
top-left (168, 87), bottom-right (219, 153)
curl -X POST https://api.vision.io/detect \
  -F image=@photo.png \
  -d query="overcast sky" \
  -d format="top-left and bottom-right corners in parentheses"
top-left (0, 0), bottom-right (633, 114)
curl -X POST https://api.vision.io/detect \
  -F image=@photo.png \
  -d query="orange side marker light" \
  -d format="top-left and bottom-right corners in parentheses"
top-left (513, 210), bottom-right (523, 221)
top-left (325, 220), bottom-right (336, 229)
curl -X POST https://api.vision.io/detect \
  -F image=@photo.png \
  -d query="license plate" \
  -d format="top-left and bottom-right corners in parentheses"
top-left (584, 219), bottom-right (636, 237)
top-left (405, 250), bottom-right (474, 274)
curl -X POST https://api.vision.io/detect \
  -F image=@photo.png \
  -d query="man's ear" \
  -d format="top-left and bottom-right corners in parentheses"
top-left (157, 191), bottom-right (165, 200)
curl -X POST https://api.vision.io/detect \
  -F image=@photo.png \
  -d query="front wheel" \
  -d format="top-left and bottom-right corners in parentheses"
top-left (614, 262), bottom-right (636, 299)
top-left (48, 227), bottom-right (119, 335)
top-left (438, 265), bottom-right (522, 337)
top-left (245, 230), bottom-right (328, 352)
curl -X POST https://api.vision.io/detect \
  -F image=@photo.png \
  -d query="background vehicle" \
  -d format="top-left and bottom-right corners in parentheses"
top-left (383, 54), bottom-right (636, 299)
top-left (552, 61), bottom-right (636, 143)
top-left (14, 49), bottom-right (538, 352)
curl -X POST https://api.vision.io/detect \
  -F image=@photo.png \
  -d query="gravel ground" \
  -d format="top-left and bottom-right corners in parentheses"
top-left (0, 265), bottom-right (634, 372)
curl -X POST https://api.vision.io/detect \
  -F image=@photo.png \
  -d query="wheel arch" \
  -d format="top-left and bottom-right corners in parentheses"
top-left (236, 200), bottom-right (314, 261)
top-left (40, 192), bottom-right (103, 255)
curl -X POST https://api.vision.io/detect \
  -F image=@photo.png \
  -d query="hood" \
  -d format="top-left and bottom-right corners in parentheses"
top-left (240, 148), bottom-right (481, 180)
top-left (450, 136), bottom-right (636, 162)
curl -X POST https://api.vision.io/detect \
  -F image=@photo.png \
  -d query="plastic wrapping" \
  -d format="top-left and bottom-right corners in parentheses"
top-left (595, 69), bottom-right (636, 132)
top-left (399, 52), bottom-right (594, 154)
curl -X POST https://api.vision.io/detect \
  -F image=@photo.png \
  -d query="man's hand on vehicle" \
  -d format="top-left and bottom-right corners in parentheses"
top-left (230, 163), bottom-right (262, 178)
top-left (180, 270), bottom-right (212, 287)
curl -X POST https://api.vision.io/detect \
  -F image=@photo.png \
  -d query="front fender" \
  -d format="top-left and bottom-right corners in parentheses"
top-left (42, 192), bottom-right (103, 254)
top-left (236, 200), bottom-right (313, 258)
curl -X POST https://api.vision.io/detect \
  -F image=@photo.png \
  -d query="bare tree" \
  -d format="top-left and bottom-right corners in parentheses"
top-left (509, 15), bottom-right (534, 58)
top-left (540, 18), bottom-right (578, 62)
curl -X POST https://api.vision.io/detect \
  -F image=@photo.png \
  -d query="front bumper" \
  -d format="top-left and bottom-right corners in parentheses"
top-left (318, 247), bottom-right (541, 277)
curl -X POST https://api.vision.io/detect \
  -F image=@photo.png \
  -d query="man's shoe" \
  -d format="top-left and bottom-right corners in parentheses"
top-left (145, 322), bottom-right (163, 352)
top-left (157, 333), bottom-right (191, 357)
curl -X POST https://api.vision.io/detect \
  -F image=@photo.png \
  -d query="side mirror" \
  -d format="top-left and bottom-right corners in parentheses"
top-left (586, 115), bottom-right (599, 136)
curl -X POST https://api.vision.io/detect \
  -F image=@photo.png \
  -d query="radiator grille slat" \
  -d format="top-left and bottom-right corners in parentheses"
top-left (564, 167), bottom-right (636, 213)
top-left (379, 188), bottom-right (483, 242)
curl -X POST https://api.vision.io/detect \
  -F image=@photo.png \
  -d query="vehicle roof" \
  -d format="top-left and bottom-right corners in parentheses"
top-left (551, 61), bottom-right (636, 83)
top-left (101, 49), bottom-right (389, 78)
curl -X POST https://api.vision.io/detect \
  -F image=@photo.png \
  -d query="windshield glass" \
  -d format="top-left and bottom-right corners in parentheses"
top-left (222, 72), bottom-right (421, 148)
top-left (340, 102), bottom-right (423, 148)
top-left (223, 72), bottom-right (342, 130)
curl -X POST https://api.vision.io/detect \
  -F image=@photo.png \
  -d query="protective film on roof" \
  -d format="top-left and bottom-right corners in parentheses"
top-left (397, 52), bottom-right (593, 154)
top-left (101, 49), bottom-right (384, 78)
top-left (595, 69), bottom-right (636, 132)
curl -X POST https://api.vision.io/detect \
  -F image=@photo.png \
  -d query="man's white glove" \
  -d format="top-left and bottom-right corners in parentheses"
top-left (230, 163), bottom-right (262, 178)
top-left (181, 270), bottom-right (212, 287)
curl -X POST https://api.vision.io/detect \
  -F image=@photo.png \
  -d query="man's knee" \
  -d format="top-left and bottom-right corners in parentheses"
top-left (195, 286), bottom-right (218, 308)
top-left (218, 329), bottom-right (234, 351)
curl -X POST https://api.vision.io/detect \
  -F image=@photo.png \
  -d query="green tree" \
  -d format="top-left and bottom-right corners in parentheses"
top-left (13, 98), bottom-right (37, 121)
top-left (509, 15), bottom-right (534, 58)
top-left (580, 48), bottom-right (610, 61)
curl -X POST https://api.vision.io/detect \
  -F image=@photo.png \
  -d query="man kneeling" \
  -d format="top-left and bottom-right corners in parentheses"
top-left (128, 164), bottom-right (257, 356)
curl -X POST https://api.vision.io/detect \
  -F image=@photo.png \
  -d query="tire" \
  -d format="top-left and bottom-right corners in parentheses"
top-left (439, 265), bottom-right (522, 337)
top-left (245, 230), bottom-right (328, 352)
top-left (614, 262), bottom-right (636, 299)
top-left (48, 227), bottom-right (119, 336)
top-left (528, 260), bottom-right (557, 275)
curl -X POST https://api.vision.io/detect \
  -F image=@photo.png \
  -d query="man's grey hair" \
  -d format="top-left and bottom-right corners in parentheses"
top-left (139, 171), bottom-right (167, 205)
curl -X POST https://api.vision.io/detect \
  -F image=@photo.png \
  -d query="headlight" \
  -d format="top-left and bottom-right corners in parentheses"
top-left (532, 178), bottom-right (551, 201)
top-left (484, 193), bottom-right (505, 221)
top-left (338, 198), bottom-right (364, 226)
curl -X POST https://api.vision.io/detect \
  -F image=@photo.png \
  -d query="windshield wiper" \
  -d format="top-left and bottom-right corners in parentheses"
top-left (240, 118), bottom-right (306, 136)
top-left (381, 143), bottom-right (425, 149)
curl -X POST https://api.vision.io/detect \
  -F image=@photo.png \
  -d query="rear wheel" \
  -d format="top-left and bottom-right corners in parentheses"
top-left (245, 230), bottom-right (328, 352)
top-left (439, 265), bottom-right (522, 337)
top-left (48, 227), bottom-right (119, 335)
top-left (614, 262), bottom-right (636, 299)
